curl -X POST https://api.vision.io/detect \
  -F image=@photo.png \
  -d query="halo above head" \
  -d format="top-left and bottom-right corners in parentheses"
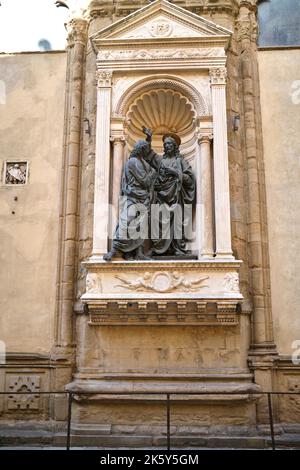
top-left (163, 133), bottom-right (181, 147)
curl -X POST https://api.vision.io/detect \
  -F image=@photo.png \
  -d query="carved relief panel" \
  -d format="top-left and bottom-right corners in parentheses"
top-left (7, 375), bottom-right (41, 412)
top-left (3, 161), bottom-right (28, 185)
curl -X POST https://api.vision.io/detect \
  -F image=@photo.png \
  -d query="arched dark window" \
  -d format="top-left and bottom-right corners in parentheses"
top-left (258, 0), bottom-right (300, 47)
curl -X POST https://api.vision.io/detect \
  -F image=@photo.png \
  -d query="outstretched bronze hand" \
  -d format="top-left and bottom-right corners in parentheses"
top-left (142, 126), bottom-right (153, 142)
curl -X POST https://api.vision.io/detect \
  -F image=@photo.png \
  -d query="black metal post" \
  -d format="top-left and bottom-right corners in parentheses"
top-left (167, 393), bottom-right (170, 451)
top-left (67, 392), bottom-right (72, 450)
top-left (267, 393), bottom-right (276, 450)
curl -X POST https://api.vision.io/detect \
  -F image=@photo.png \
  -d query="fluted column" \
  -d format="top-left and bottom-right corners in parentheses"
top-left (110, 135), bottom-right (125, 222)
top-left (55, 16), bottom-right (88, 351)
top-left (92, 70), bottom-right (112, 257)
top-left (210, 67), bottom-right (233, 258)
top-left (236, 0), bottom-right (276, 353)
top-left (198, 134), bottom-right (214, 258)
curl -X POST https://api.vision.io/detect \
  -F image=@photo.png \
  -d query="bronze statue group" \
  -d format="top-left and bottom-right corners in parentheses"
top-left (104, 127), bottom-right (195, 261)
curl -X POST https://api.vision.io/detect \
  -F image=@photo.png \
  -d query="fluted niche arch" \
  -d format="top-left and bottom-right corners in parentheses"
top-left (116, 75), bottom-right (209, 117)
top-left (114, 74), bottom-right (209, 158)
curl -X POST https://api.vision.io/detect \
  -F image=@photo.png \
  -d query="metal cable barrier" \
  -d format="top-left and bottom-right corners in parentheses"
top-left (0, 390), bottom-right (300, 450)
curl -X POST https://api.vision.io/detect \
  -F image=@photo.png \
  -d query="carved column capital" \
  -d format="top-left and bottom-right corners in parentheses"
top-left (239, 0), bottom-right (258, 11)
top-left (209, 67), bottom-right (227, 86)
top-left (236, 0), bottom-right (258, 43)
top-left (66, 17), bottom-right (88, 48)
top-left (197, 134), bottom-right (213, 145)
top-left (110, 135), bottom-right (125, 145)
top-left (96, 70), bottom-right (113, 88)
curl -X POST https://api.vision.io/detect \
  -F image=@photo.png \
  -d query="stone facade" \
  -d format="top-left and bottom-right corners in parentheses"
top-left (0, 0), bottom-right (299, 447)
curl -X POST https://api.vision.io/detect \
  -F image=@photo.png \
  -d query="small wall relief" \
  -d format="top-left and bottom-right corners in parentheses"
top-left (86, 273), bottom-right (103, 294)
top-left (224, 273), bottom-right (239, 293)
top-left (4, 162), bottom-right (28, 185)
top-left (7, 375), bottom-right (41, 411)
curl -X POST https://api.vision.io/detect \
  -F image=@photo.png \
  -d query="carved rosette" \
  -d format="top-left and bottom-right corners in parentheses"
top-left (149, 20), bottom-right (173, 38)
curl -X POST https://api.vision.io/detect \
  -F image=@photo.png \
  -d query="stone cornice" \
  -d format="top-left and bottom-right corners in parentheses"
top-left (66, 377), bottom-right (261, 402)
top-left (88, 1), bottom-right (240, 19)
top-left (0, 352), bottom-right (72, 367)
top-left (83, 258), bottom-right (242, 270)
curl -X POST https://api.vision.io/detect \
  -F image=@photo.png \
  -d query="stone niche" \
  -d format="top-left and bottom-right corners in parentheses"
top-left (68, 1), bottom-right (257, 439)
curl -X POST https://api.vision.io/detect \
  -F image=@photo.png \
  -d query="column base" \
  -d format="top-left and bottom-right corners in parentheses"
top-left (215, 252), bottom-right (234, 259)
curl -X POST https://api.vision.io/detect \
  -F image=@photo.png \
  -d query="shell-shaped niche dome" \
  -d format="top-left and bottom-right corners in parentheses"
top-left (126, 89), bottom-right (196, 148)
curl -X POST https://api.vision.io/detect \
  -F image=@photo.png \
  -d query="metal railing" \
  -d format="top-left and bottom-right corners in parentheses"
top-left (0, 390), bottom-right (300, 450)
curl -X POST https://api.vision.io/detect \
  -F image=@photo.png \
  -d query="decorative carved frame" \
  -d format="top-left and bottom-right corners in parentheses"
top-left (82, 0), bottom-right (241, 324)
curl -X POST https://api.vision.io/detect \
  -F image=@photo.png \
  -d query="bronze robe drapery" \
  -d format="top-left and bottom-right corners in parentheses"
top-left (112, 156), bottom-right (153, 253)
top-left (144, 149), bottom-right (195, 255)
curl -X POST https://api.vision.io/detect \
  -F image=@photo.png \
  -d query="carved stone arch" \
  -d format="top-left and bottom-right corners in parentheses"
top-left (126, 88), bottom-right (197, 139)
top-left (116, 75), bottom-right (209, 117)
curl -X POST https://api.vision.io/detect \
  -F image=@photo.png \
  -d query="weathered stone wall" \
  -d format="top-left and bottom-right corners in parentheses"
top-left (258, 49), bottom-right (300, 355)
top-left (0, 52), bottom-right (67, 354)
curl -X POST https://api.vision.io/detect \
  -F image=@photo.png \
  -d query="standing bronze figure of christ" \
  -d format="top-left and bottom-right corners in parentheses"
top-left (103, 127), bottom-right (196, 261)
top-left (142, 127), bottom-right (196, 257)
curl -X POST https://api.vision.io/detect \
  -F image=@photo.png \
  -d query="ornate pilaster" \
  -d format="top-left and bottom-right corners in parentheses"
top-left (235, 1), bottom-right (276, 355)
top-left (54, 16), bottom-right (88, 355)
top-left (110, 134), bottom-right (125, 223)
top-left (197, 133), bottom-right (214, 258)
top-left (210, 67), bottom-right (233, 259)
top-left (236, 1), bottom-right (258, 43)
top-left (92, 70), bottom-right (113, 257)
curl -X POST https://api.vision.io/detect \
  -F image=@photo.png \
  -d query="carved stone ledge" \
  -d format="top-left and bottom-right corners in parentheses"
top-left (66, 377), bottom-right (260, 404)
top-left (82, 259), bottom-right (242, 325)
top-left (86, 300), bottom-right (239, 326)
